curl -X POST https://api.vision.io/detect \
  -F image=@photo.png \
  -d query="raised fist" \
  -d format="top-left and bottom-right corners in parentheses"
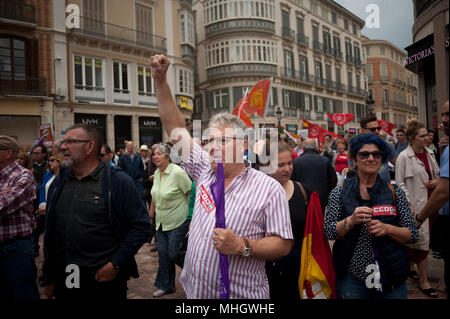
top-left (149, 54), bottom-right (170, 83)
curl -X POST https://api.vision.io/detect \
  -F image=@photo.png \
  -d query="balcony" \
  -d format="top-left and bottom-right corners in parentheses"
top-left (114, 88), bottom-right (130, 104)
top-left (332, 49), bottom-right (343, 60)
top-left (323, 45), bottom-right (333, 56)
top-left (393, 79), bottom-right (406, 88)
top-left (347, 86), bottom-right (365, 97)
top-left (0, 77), bottom-right (46, 96)
top-left (380, 75), bottom-right (390, 82)
top-left (335, 82), bottom-right (347, 93)
top-left (296, 33), bottom-right (309, 47)
top-left (181, 44), bottom-right (195, 63)
top-left (408, 84), bottom-right (417, 91)
top-left (205, 19), bottom-right (275, 37)
top-left (346, 54), bottom-right (354, 64)
top-left (312, 41), bottom-right (323, 53)
top-left (325, 79), bottom-right (335, 89)
top-left (72, 16), bottom-right (166, 53)
top-left (279, 68), bottom-right (314, 85)
top-left (207, 63), bottom-right (277, 79)
top-left (138, 92), bottom-right (157, 106)
top-left (74, 85), bottom-right (105, 102)
top-left (281, 26), bottom-right (295, 41)
top-left (0, 0), bottom-right (36, 24)
top-left (392, 101), bottom-right (412, 111)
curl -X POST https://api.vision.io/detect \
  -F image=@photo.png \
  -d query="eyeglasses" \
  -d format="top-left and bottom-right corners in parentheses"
top-left (49, 158), bottom-right (60, 163)
top-left (357, 151), bottom-right (383, 160)
top-left (60, 139), bottom-right (91, 146)
top-left (367, 127), bottom-right (382, 133)
top-left (207, 136), bottom-right (242, 146)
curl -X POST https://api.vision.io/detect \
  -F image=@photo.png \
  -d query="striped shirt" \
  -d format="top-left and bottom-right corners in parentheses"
top-left (0, 160), bottom-right (36, 242)
top-left (179, 143), bottom-right (293, 299)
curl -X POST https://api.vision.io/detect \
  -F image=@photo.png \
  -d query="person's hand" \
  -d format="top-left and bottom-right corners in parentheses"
top-left (149, 55), bottom-right (170, 83)
top-left (44, 283), bottom-right (55, 299)
top-left (38, 206), bottom-right (46, 216)
top-left (95, 262), bottom-right (119, 282)
top-left (149, 175), bottom-right (154, 182)
top-left (439, 136), bottom-right (449, 153)
top-left (426, 179), bottom-right (438, 190)
top-left (342, 167), bottom-right (349, 176)
top-left (211, 228), bottom-right (242, 256)
top-left (349, 206), bottom-right (373, 226)
top-left (367, 220), bottom-right (389, 237)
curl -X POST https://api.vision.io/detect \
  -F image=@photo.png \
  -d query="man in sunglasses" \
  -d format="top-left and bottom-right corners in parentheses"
top-left (347, 115), bottom-right (397, 183)
top-left (42, 124), bottom-right (150, 300)
top-left (150, 54), bottom-right (293, 299)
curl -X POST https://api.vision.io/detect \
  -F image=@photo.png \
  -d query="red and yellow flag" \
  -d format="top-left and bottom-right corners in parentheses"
top-left (232, 96), bottom-right (253, 128)
top-left (298, 192), bottom-right (336, 299)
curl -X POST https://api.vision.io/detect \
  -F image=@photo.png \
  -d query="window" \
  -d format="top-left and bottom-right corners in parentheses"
top-left (366, 46), bottom-right (370, 56)
top-left (206, 0), bottom-right (275, 23)
top-left (347, 71), bottom-right (353, 88)
top-left (325, 64), bottom-right (332, 81)
top-left (316, 96), bottom-right (323, 112)
top-left (136, 3), bottom-right (153, 43)
top-left (180, 10), bottom-right (195, 47)
top-left (315, 61), bottom-right (322, 80)
top-left (380, 63), bottom-right (387, 78)
top-left (137, 66), bottom-right (153, 95)
top-left (74, 55), bottom-right (104, 89)
top-left (332, 11), bottom-right (337, 24)
top-left (282, 10), bottom-right (290, 28)
top-left (368, 88), bottom-right (374, 99)
top-left (354, 46), bottom-right (361, 64)
top-left (82, 0), bottom-right (105, 34)
top-left (356, 75), bottom-right (361, 89)
top-left (345, 41), bottom-right (352, 59)
top-left (113, 62), bottom-right (129, 93)
top-left (380, 47), bottom-right (385, 56)
top-left (352, 23), bottom-right (357, 35)
top-left (344, 18), bottom-right (348, 30)
top-left (382, 88), bottom-right (389, 103)
top-left (304, 94), bottom-right (310, 111)
top-left (178, 68), bottom-right (194, 96)
top-left (299, 55), bottom-right (308, 77)
top-left (213, 88), bottom-right (229, 109)
top-left (284, 50), bottom-right (294, 77)
top-left (323, 31), bottom-right (331, 53)
top-left (365, 63), bottom-right (373, 80)
top-left (333, 35), bottom-right (341, 54)
top-left (206, 39), bottom-right (277, 67)
top-left (297, 17), bottom-right (304, 35)
top-left (283, 89), bottom-right (290, 108)
top-left (312, 25), bottom-right (319, 42)
top-left (335, 67), bottom-right (341, 84)
top-left (0, 37), bottom-right (25, 79)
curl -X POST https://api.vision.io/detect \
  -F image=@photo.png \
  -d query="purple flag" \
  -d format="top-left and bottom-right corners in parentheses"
top-left (210, 162), bottom-right (230, 299)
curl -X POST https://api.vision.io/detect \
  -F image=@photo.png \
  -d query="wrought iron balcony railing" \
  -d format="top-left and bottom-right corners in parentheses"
top-left (281, 26), bottom-right (295, 41)
top-left (0, 77), bottom-right (46, 96)
top-left (0, 0), bottom-right (35, 24)
top-left (72, 16), bottom-right (166, 52)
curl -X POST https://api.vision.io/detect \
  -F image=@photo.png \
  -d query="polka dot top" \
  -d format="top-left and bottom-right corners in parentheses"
top-left (324, 184), bottom-right (419, 283)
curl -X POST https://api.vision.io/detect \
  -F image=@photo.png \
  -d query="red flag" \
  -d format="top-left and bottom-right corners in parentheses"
top-left (232, 97), bottom-right (253, 128)
top-left (326, 113), bottom-right (354, 126)
top-left (322, 129), bottom-right (342, 140)
top-left (238, 78), bottom-right (272, 118)
top-left (298, 192), bottom-right (336, 299)
top-left (377, 119), bottom-right (395, 136)
top-left (304, 119), bottom-right (324, 145)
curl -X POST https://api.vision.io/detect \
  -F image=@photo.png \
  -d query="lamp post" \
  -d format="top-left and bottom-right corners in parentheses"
top-left (275, 106), bottom-right (282, 128)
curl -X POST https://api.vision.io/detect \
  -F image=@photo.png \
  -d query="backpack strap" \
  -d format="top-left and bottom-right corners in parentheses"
top-left (295, 181), bottom-right (308, 206)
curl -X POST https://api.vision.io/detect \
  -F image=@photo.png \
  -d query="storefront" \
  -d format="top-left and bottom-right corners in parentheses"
top-left (138, 116), bottom-right (162, 147)
top-left (74, 113), bottom-right (107, 145)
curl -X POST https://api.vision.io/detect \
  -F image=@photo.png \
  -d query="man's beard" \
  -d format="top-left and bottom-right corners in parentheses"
top-left (62, 158), bottom-right (74, 168)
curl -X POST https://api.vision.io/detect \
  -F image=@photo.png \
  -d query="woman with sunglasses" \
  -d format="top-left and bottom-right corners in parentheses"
top-left (324, 133), bottom-right (418, 299)
top-left (395, 119), bottom-right (440, 297)
top-left (149, 143), bottom-right (192, 297)
top-left (37, 152), bottom-right (64, 217)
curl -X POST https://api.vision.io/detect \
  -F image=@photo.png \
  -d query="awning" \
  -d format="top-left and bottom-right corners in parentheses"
top-left (404, 33), bottom-right (434, 72)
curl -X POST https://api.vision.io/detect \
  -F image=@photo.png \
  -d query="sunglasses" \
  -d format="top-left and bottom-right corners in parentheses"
top-left (49, 158), bottom-right (60, 163)
top-left (367, 127), bottom-right (382, 133)
top-left (357, 151), bottom-right (383, 160)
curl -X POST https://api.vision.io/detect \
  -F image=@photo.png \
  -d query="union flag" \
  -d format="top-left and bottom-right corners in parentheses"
top-left (377, 119), bottom-right (395, 136)
top-left (232, 96), bottom-right (253, 128)
top-left (326, 113), bottom-right (354, 126)
top-left (298, 192), bottom-right (336, 299)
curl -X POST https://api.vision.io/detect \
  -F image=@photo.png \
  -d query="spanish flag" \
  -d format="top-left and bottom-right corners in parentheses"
top-left (299, 192), bottom-right (336, 299)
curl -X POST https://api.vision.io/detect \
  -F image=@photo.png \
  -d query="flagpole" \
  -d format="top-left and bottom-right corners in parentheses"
top-left (238, 88), bottom-right (249, 119)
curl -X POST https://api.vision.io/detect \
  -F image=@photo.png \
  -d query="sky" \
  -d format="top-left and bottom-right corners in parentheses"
top-left (334, 0), bottom-right (415, 51)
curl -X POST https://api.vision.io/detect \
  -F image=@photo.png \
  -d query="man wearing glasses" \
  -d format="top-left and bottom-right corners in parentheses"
top-left (347, 115), bottom-right (397, 183)
top-left (150, 54), bottom-right (293, 299)
top-left (0, 135), bottom-right (40, 299)
top-left (42, 124), bottom-right (150, 300)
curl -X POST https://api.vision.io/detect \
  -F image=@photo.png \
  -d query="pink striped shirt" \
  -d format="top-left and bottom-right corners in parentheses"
top-left (180, 143), bottom-right (293, 299)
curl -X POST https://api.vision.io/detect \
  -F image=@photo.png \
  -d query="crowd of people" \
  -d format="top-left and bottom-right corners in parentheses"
top-left (0, 53), bottom-right (448, 300)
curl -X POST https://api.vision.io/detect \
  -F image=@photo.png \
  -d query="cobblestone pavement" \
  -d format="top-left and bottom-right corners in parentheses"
top-left (35, 239), bottom-right (446, 299)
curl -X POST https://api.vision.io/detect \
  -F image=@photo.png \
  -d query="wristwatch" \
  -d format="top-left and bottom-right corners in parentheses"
top-left (415, 214), bottom-right (425, 224)
top-left (241, 238), bottom-right (252, 257)
top-left (344, 217), bottom-right (353, 230)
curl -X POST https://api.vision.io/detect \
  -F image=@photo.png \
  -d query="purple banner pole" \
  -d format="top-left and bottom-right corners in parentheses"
top-left (210, 162), bottom-right (230, 299)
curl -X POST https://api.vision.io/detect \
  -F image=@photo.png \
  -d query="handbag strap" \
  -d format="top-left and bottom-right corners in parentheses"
top-left (295, 181), bottom-right (308, 206)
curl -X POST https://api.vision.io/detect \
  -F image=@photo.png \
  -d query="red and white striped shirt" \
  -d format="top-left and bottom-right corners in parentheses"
top-left (180, 143), bottom-right (293, 299)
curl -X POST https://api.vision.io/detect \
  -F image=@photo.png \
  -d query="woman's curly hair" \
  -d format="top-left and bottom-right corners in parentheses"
top-left (349, 133), bottom-right (390, 163)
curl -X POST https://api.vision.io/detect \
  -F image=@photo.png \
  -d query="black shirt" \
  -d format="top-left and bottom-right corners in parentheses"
top-left (54, 161), bottom-right (120, 268)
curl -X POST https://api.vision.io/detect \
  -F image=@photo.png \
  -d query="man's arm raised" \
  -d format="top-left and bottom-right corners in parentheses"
top-left (150, 54), bottom-right (192, 154)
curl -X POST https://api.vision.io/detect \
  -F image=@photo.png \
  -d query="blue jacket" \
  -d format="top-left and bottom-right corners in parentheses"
top-left (118, 153), bottom-right (145, 181)
top-left (43, 163), bottom-right (151, 283)
top-left (39, 171), bottom-right (55, 206)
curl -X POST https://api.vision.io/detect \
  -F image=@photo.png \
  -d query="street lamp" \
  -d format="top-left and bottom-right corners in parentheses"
top-left (275, 106), bottom-right (282, 128)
